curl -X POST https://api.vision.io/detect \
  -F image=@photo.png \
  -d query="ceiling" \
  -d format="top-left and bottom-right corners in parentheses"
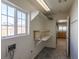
top-left (7, 0), bottom-right (74, 20)
top-left (28, 0), bottom-right (74, 20)
top-left (7, 0), bottom-right (74, 13)
top-left (44, 0), bottom-right (74, 13)
top-left (29, 0), bottom-right (74, 13)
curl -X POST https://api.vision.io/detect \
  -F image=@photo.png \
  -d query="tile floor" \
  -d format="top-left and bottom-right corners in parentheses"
top-left (35, 39), bottom-right (70, 59)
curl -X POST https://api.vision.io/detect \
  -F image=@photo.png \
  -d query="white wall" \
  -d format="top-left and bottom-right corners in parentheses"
top-left (1, 35), bottom-right (34, 59)
top-left (31, 11), bottom-right (39, 21)
top-left (30, 12), bottom-right (49, 58)
top-left (44, 19), bottom-right (57, 48)
top-left (44, 12), bottom-right (69, 48)
top-left (54, 12), bottom-right (69, 20)
top-left (69, 0), bottom-right (78, 59)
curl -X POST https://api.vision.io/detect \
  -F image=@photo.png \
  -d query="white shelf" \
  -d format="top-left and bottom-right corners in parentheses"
top-left (36, 35), bottom-right (51, 46)
top-left (41, 36), bottom-right (51, 41)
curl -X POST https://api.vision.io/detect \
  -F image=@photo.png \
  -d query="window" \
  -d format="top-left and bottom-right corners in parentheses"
top-left (1, 2), bottom-right (27, 38)
top-left (17, 11), bottom-right (26, 34)
top-left (1, 3), bottom-right (15, 37)
top-left (58, 25), bottom-right (67, 32)
top-left (62, 26), bottom-right (67, 31)
top-left (59, 26), bottom-right (62, 32)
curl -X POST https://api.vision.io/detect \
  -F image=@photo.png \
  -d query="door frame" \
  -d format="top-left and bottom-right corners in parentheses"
top-left (66, 16), bottom-right (70, 56)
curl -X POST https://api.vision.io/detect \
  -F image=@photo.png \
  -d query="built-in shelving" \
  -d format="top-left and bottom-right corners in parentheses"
top-left (33, 30), bottom-right (51, 46)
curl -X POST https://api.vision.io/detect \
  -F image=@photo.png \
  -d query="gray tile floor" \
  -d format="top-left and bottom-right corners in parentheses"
top-left (35, 39), bottom-right (70, 59)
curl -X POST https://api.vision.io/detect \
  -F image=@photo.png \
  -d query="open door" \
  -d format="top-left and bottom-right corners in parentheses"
top-left (66, 16), bottom-right (70, 56)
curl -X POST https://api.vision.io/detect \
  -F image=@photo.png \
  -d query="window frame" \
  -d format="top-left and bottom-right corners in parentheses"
top-left (1, 1), bottom-right (28, 39)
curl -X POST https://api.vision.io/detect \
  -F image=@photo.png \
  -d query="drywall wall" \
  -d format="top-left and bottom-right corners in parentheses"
top-left (31, 11), bottom-right (39, 21)
top-left (54, 12), bottom-right (69, 20)
top-left (1, 35), bottom-right (35, 59)
top-left (44, 19), bottom-right (57, 48)
top-left (69, 0), bottom-right (78, 59)
top-left (44, 12), bottom-right (69, 48)
top-left (30, 12), bottom-right (49, 59)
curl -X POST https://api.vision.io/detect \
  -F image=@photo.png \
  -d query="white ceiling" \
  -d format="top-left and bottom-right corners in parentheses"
top-left (7, 0), bottom-right (74, 13)
top-left (7, 0), bottom-right (74, 20)
top-left (28, 0), bottom-right (74, 13)
top-left (44, 0), bottom-right (74, 13)
top-left (26, 0), bottom-right (74, 20)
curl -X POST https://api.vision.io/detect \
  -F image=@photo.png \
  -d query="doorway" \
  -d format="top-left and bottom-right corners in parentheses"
top-left (56, 19), bottom-right (70, 57)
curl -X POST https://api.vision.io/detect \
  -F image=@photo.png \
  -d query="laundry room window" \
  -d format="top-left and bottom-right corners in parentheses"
top-left (17, 10), bottom-right (26, 34)
top-left (1, 3), bottom-right (15, 37)
top-left (1, 2), bottom-right (27, 39)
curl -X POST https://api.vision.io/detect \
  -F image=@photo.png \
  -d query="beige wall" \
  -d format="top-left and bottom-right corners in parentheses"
top-left (44, 19), bottom-right (57, 48)
top-left (69, 0), bottom-right (78, 59)
top-left (30, 12), bottom-right (49, 58)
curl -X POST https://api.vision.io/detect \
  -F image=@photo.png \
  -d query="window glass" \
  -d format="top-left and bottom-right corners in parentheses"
top-left (17, 11), bottom-right (26, 34)
top-left (59, 26), bottom-right (62, 31)
top-left (8, 17), bottom-right (14, 26)
top-left (8, 6), bottom-right (14, 17)
top-left (58, 25), bottom-right (67, 32)
top-left (63, 26), bottom-right (67, 31)
top-left (22, 27), bottom-right (25, 33)
top-left (1, 15), bottom-right (7, 25)
top-left (22, 19), bottom-right (25, 26)
top-left (8, 26), bottom-right (14, 36)
top-left (1, 26), bottom-right (7, 36)
top-left (17, 11), bottom-right (21, 19)
top-left (1, 2), bottom-right (27, 38)
top-left (22, 13), bottom-right (26, 19)
top-left (17, 19), bottom-right (21, 26)
top-left (17, 27), bottom-right (22, 34)
top-left (1, 3), bottom-right (7, 15)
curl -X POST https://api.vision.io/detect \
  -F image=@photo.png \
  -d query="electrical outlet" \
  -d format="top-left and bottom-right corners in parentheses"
top-left (8, 44), bottom-right (16, 52)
